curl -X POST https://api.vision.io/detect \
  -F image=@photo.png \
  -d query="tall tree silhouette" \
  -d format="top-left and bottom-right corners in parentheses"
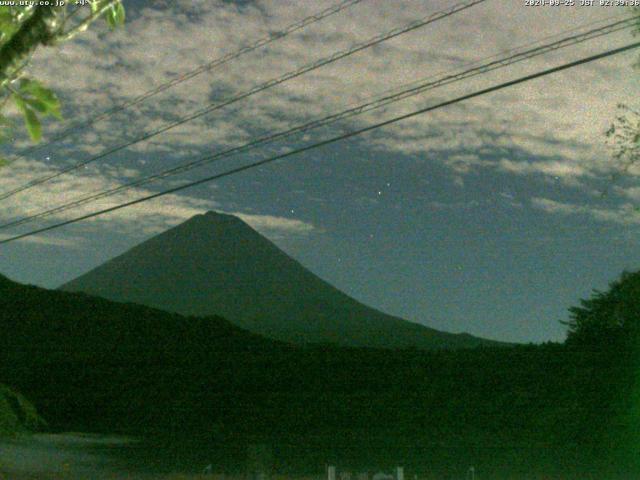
top-left (564, 270), bottom-right (640, 347)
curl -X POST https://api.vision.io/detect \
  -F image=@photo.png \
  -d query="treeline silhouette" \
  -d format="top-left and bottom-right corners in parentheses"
top-left (0, 272), bottom-right (637, 478)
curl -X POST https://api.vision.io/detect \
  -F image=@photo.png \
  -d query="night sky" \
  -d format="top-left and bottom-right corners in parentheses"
top-left (1, 0), bottom-right (639, 343)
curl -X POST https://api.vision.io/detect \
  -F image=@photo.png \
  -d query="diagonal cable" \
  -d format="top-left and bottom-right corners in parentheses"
top-left (0, 16), bottom-right (634, 231)
top-left (13, 0), bottom-right (367, 157)
top-left (0, 0), bottom-right (487, 201)
top-left (2, 40), bottom-right (638, 245)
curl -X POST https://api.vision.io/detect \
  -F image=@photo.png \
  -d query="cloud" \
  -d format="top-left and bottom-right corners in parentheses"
top-left (1, 0), bottom-right (638, 242)
top-left (531, 196), bottom-right (640, 226)
top-left (23, 2), bottom-right (637, 158)
top-left (428, 200), bottom-right (480, 211)
top-left (0, 157), bottom-right (314, 243)
top-left (497, 158), bottom-right (588, 179)
top-left (0, 232), bottom-right (81, 247)
top-left (232, 213), bottom-right (315, 236)
top-left (498, 191), bottom-right (523, 209)
top-left (615, 186), bottom-right (640, 201)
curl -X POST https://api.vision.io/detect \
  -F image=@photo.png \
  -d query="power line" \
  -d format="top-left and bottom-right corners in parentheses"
top-left (2, 41), bottom-right (638, 246)
top-left (14, 0), bottom-right (367, 158)
top-left (1, 16), bottom-right (634, 232)
top-left (0, 0), bottom-right (487, 201)
top-left (368, 12), bottom-right (631, 102)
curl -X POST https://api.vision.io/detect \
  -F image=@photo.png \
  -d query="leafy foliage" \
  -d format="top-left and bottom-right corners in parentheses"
top-left (0, 1), bottom-right (125, 158)
top-left (564, 269), bottom-right (640, 346)
top-left (605, 104), bottom-right (640, 188)
top-left (92, 0), bottom-right (126, 29)
top-left (0, 274), bottom-right (635, 477)
top-left (0, 8), bottom-right (30, 46)
top-left (10, 78), bottom-right (62, 141)
top-left (604, 9), bottom-right (640, 196)
top-left (0, 384), bottom-right (44, 436)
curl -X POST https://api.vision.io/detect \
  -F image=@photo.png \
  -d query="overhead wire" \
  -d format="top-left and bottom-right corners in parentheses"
top-left (0, 15), bottom-right (634, 231)
top-left (2, 40), bottom-right (638, 245)
top-left (0, 0), bottom-right (487, 201)
top-left (13, 0), bottom-right (368, 158)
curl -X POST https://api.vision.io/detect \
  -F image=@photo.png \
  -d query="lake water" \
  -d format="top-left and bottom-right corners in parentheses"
top-left (0, 432), bottom-right (182, 479)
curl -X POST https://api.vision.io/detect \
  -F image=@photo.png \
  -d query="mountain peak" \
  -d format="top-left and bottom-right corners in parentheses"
top-left (203, 210), bottom-right (240, 221)
top-left (186, 210), bottom-right (244, 226)
top-left (61, 214), bottom-right (502, 349)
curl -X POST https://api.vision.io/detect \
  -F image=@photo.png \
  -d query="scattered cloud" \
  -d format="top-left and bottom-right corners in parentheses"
top-left (0, 232), bottom-right (81, 248)
top-left (0, 157), bottom-right (313, 243)
top-left (531, 196), bottom-right (640, 226)
top-left (1, 0), bottom-right (638, 242)
top-left (497, 158), bottom-right (589, 179)
top-left (428, 200), bottom-right (480, 211)
top-left (615, 186), bottom-right (640, 201)
top-left (233, 213), bottom-right (315, 236)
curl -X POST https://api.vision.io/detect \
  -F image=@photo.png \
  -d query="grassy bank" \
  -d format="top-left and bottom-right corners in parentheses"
top-left (0, 384), bottom-right (43, 436)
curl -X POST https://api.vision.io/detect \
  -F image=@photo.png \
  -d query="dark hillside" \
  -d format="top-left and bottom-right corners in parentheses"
top-left (0, 274), bottom-right (634, 477)
top-left (61, 212), bottom-right (502, 350)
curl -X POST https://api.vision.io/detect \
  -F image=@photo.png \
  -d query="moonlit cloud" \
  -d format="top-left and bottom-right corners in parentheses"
top-left (233, 213), bottom-right (315, 236)
top-left (497, 158), bottom-right (589, 179)
top-left (1, 0), bottom-right (640, 343)
top-left (0, 157), bottom-right (314, 241)
top-left (616, 185), bottom-right (640, 201)
top-left (531, 196), bottom-right (640, 225)
top-left (0, 0), bottom-right (638, 237)
top-left (0, 232), bottom-right (80, 248)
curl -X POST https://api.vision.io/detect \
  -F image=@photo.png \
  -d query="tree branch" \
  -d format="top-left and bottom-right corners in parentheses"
top-left (55, 1), bottom-right (121, 43)
top-left (0, 7), bottom-right (57, 84)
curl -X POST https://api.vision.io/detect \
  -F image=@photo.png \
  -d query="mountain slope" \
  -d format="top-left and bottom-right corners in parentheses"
top-left (1, 272), bottom-right (280, 365)
top-left (0, 273), bottom-right (628, 476)
top-left (0, 273), bottom-right (290, 433)
top-left (61, 211), bottom-right (499, 349)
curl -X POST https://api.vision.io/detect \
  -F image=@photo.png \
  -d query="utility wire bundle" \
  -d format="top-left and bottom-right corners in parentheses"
top-left (0, 0), bottom-right (487, 201)
top-left (1, 15), bottom-right (634, 234)
top-left (0, 0), bottom-right (636, 245)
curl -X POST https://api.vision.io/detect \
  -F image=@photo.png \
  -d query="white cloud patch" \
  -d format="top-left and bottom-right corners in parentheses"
top-left (615, 185), bottom-right (640, 201)
top-left (23, 1), bottom-right (640, 160)
top-left (531, 196), bottom-right (640, 226)
top-left (1, 0), bottom-right (639, 242)
top-left (0, 157), bottom-right (314, 244)
top-left (428, 200), bottom-right (480, 211)
top-left (0, 232), bottom-right (81, 247)
top-left (496, 157), bottom-right (592, 185)
top-left (233, 213), bottom-right (315, 236)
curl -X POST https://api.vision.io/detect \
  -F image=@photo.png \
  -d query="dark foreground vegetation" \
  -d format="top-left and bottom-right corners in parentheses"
top-left (1, 271), bottom-right (638, 478)
top-left (0, 384), bottom-right (43, 435)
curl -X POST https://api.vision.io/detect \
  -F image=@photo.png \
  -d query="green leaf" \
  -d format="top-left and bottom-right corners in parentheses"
top-left (105, 2), bottom-right (125, 29)
top-left (13, 95), bottom-right (42, 142)
top-left (17, 79), bottom-right (62, 120)
top-left (0, 11), bottom-right (18, 43)
top-left (0, 11), bottom-right (14, 32)
top-left (23, 107), bottom-right (42, 142)
top-left (19, 78), bottom-right (56, 105)
top-left (114, 2), bottom-right (126, 25)
top-left (22, 97), bottom-right (50, 114)
top-left (105, 8), bottom-right (117, 29)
